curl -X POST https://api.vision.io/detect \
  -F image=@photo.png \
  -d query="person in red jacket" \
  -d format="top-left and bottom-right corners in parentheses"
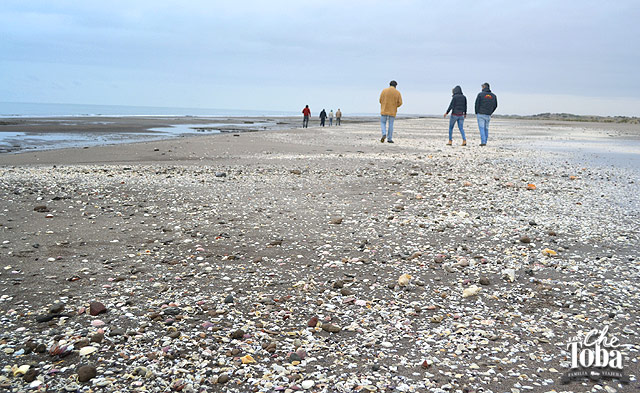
top-left (302, 105), bottom-right (311, 128)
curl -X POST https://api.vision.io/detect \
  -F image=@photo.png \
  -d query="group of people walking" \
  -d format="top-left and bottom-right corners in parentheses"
top-left (442, 83), bottom-right (497, 146)
top-left (301, 80), bottom-right (498, 146)
top-left (301, 106), bottom-right (342, 128)
top-left (378, 80), bottom-right (498, 146)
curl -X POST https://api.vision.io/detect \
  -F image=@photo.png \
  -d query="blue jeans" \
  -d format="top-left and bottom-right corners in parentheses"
top-left (448, 115), bottom-right (466, 141)
top-left (476, 114), bottom-right (491, 144)
top-left (329, 118), bottom-right (333, 126)
top-left (380, 115), bottom-right (395, 141)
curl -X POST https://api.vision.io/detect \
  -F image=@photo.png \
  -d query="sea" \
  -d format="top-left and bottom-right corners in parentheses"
top-left (0, 102), bottom-right (311, 153)
top-left (0, 102), bottom-right (299, 118)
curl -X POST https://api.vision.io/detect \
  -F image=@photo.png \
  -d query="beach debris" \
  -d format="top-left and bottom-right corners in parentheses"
top-left (542, 248), bottom-right (558, 256)
top-left (462, 285), bottom-right (481, 298)
top-left (502, 268), bottom-right (516, 282)
top-left (397, 273), bottom-right (412, 286)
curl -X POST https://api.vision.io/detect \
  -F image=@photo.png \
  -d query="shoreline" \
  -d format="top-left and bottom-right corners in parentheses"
top-left (0, 115), bottom-right (382, 155)
top-left (0, 118), bottom-right (638, 392)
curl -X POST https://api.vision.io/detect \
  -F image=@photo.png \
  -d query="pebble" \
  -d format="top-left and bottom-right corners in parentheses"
top-left (89, 301), bottom-right (107, 316)
top-left (77, 365), bottom-right (97, 382)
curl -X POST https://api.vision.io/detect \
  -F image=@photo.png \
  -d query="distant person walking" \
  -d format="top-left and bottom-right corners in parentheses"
top-left (302, 105), bottom-right (311, 128)
top-left (379, 80), bottom-right (402, 143)
top-left (319, 109), bottom-right (327, 127)
top-left (443, 85), bottom-right (467, 146)
top-left (475, 83), bottom-right (498, 146)
top-left (329, 110), bottom-right (334, 126)
top-left (336, 109), bottom-right (342, 125)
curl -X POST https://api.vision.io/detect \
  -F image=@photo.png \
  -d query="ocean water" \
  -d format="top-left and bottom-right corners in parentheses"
top-left (0, 102), bottom-right (299, 118)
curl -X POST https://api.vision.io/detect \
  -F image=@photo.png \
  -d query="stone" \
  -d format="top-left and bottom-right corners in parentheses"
top-left (307, 316), bottom-right (319, 327)
top-left (479, 277), bottom-right (490, 286)
top-left (77, 365), bottom-right (97, 382)
top-left (224, 294), bottom-right (234, 304)
top-left (90, 333), bottom-right (104, 343)
top-left (321, 323), bottom-right (341, 333)
top-left (23, 369), bottom-right (38, 383)
top-left (340, 287), bottom-right (354, 296)
top-left (519, 235), bottom-right (531, 244)
top-left (231, 329), bottom-right (245, 339)
top-left (89, 301), bottom-right (107, 316)
top-left (49, 303), bottom-right (65, 314)
top-left (217, 374), bottom-right (230, 384)
top-left (33, 205), bottom-right (49, 212)
top-left (329, 217), bottom-right (343, 225)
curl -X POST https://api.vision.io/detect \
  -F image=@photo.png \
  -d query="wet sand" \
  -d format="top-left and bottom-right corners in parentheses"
top-left (0, 116), bottom-right (379, 154)
top-left (0, 118), bottom-right (638, 392)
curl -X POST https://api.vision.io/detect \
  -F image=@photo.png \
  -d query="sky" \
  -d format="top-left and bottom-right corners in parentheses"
top-left (1, 0), bottom-right (639, 116)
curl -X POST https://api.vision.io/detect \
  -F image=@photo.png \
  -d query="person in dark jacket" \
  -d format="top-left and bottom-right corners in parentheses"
top-left (474, 83), bottom-right (498, 146)
top-left (444, 85), bottom-right (467, 146)
top-left (319, 109), bottom-right (327, 127)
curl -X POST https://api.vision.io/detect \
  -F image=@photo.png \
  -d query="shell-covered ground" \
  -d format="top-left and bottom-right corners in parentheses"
top-left (0, 118), bottom-right (638, 392)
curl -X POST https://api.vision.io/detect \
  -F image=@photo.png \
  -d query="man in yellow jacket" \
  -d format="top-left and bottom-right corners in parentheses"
top-left (379, 80), bottom-right (402, 143)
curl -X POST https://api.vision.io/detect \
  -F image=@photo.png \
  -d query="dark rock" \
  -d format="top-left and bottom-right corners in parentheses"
top-left (340, 287), bottom-right (354, 296)
top-left (519, 235), bottom-right (531, 244)
top-left (163, 307), bottom-right (181, 315)
top-left (49, 303), bottom-right (65, 314)
top-left (90, 333), bottom-right (104, 343)
top-left (23, 369), bottom-right (39, 383)
top-left (479, 277), bottom-right (490, 286)
top-left (33, 205), bottom-right (49, 212)
top-left (288, 352), bottom-right (301, 363)
top-left (73, 339), bottom-right (90, 349)
top-left (215, 172), bottom-right (227, 178)
top-left (109, 328), bottom-right (125, 337)
top-left (217, 374), bottom-right (230, 384)
top-left (77, 365), bottom-right (97, 382)
top-left (230, 329), bottom-right (245, 340)
top-left (89, 302), bottom-right (107, 316)
top-left (36, 314), bottom-right (56, 323)
top-left (307, 316), bottom-right (318, 327)
top-left (333, 280), bottom-right (344, 289)
top-left (224, 294), bottom-right (234, 304)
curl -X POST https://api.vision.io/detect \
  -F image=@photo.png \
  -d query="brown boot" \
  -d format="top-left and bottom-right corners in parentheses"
top-left (461, 140), bottom-right (467, 146)
top-left (446, 140), bottom-right (452, 146)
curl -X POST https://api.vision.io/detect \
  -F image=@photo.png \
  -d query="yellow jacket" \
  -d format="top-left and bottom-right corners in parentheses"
top-left (379, 87), bottom-right (402, 116)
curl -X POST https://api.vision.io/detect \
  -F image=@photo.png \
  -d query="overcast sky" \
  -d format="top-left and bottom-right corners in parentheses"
top-left (1, 1), bottom-right (639, 116)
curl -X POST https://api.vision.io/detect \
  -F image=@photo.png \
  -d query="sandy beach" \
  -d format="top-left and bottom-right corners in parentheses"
top-left (0, 118), bottom-right (638, 392)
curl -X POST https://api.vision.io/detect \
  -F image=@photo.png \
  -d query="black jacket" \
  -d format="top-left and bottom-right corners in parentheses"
top-left (446, 86), bottom-right (467, 115)
top-left (475, 87), bottom-right (498, 115)
top-left (319, 110), bottom-right (327, 119)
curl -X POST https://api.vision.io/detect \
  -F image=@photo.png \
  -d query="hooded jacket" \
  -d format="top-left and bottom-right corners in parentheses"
top-left (475, 87), bottom-right (498, 115)
top-left (319, 110), bottom-right (327, 119)
top-left (446, 86), bottom-right (467, 115)
top-left (379, 86), bottom-right (403, 116)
